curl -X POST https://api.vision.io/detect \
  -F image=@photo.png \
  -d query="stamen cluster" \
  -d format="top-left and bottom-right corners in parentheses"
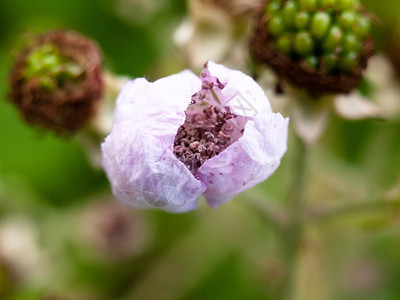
top-left (173, 80), bottom-right (239, 175)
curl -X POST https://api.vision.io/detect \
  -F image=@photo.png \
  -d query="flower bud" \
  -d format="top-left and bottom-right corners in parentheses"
top-left (101, 62), bottom-right (288, 212)
top-left (9, 30), bottom-right (103, 134)
top-left (250, 0), bottom-right (374, 95)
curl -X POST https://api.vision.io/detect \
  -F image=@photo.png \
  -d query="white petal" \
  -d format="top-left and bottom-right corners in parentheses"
top-left (206, 61), bottom-right (272, 117)
top-left (334, 93), bottom-right (382, 120)
top-left (197, 62), bottom-right (288, 207)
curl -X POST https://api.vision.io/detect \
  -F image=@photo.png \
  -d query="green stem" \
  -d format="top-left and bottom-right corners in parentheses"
top-left (308, 198), bottom-right (400, 224)
top-left (243, 191), bottom-right (288, 236)
top-left (289, 136), bottom-right (307, 219)
top-left (281, 134), bottom-right (308, 300)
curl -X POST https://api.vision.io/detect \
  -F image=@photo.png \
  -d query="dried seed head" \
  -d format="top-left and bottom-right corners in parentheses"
top-left (250, 0), bottom-right (375, 95)
top-left (9, 30), bottom-right (103, 134)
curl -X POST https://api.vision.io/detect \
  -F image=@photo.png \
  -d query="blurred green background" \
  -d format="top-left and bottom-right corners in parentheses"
top-left (1, 0), bottom-right (400, 299)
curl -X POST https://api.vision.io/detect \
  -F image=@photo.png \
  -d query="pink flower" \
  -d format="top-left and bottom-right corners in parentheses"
top-left (101, 62), bottom-right (289, 213)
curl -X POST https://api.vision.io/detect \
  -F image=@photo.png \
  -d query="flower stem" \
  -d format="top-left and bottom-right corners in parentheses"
top-left (78, 71), bottom-right (129, 167)
top-left (281, 133), bottom-right (308, 300)
top-left (243, 191), bottom-right (288, 236)
top-left (308, 198), bottom-right (400, 224)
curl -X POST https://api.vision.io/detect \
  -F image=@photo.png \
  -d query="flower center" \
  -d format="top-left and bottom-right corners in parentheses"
top-left (173, 70), bottom-right (246, 175)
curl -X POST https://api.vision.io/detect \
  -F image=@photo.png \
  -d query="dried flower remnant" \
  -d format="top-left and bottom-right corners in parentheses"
top-left (199, 0), bottom-right (263, 19)
top-left (174, 0), bottom-right (263, 70)
top-left (102, 62), bottom-right (289, 212)
top-left (250, 0), bottom-right (375, 95)
top-left (9, 30), bottom-right (103, 134)
top-left (334, 55), bottom-right (400, 121)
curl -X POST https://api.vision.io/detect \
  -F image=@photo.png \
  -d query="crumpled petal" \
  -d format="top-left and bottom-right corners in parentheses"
top-left (102, 71), bottom-right (206, 213)
top-left (206, 61), bottom-right (273, 115)
top-left (197, 62), bottom-right (289, 208)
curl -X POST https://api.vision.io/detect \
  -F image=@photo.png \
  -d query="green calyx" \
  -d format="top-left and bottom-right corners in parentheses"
top-left (265, 0), bottom-right (371, 75)
top-left (24, 44), bottom-right (84, 91)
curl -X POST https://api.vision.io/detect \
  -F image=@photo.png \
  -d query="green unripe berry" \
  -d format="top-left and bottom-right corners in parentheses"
top-left (295, 31), bottom-right (315, 56)
top-left (311, 12), bottom-right (331, 39)
top-left (322, 25), bottom-right (343, 50)
top-left (320, 0), bottom-right (336, 8)
top-left (277, 34), bottom-right (293, 55)
top-left (283, 1), bottom-right (298, 28)
top-left (66, 64), bottom-right (83, 78)
top-left (267, 1), bottom-right (281, 15)
top-left (339, 10), bottom-right (357, 30)
top-left (322, 53), bottom-right (339, 71)
top-left (25, 45), bottom-right (62, 78)
top-left (304, 56), bottom-right (319, 69)
top-left (27, 60), bottom-right (44, 75)
top-left (342, 33), bottom-right (361, 51)
top-left (40, 76), bottom-right (55, 91)
top-left (42, 55), bottom-right (61, 72)
top-left (299, 0), bottom-right (318, 10)
top-left (23, 43), bottom-right (85, 92)
top-left (355, 17), bottom-right (371, 38)
top-left (337, 0), bottom-right (359, 10)
top-left (295, 11), bottom-right (311, 30)
top-left (268, 15), bottom-right (285, 36)
top-left (340, 51), bottom-right (358, 70)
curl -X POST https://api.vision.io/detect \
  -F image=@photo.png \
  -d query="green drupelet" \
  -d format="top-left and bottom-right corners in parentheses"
top-left (266, 0), bottom-right (371, 73)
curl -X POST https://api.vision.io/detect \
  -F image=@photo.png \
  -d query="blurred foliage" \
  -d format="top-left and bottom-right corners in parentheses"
top-left (0, 0), bottom-right (400, 300)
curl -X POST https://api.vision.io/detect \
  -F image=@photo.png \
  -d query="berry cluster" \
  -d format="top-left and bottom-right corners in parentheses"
top-left (266, 0), bottom-right (371, 74)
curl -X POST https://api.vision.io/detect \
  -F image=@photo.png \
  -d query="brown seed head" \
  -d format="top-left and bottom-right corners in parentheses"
top-left (9, 30), bottom-right (103, 134)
